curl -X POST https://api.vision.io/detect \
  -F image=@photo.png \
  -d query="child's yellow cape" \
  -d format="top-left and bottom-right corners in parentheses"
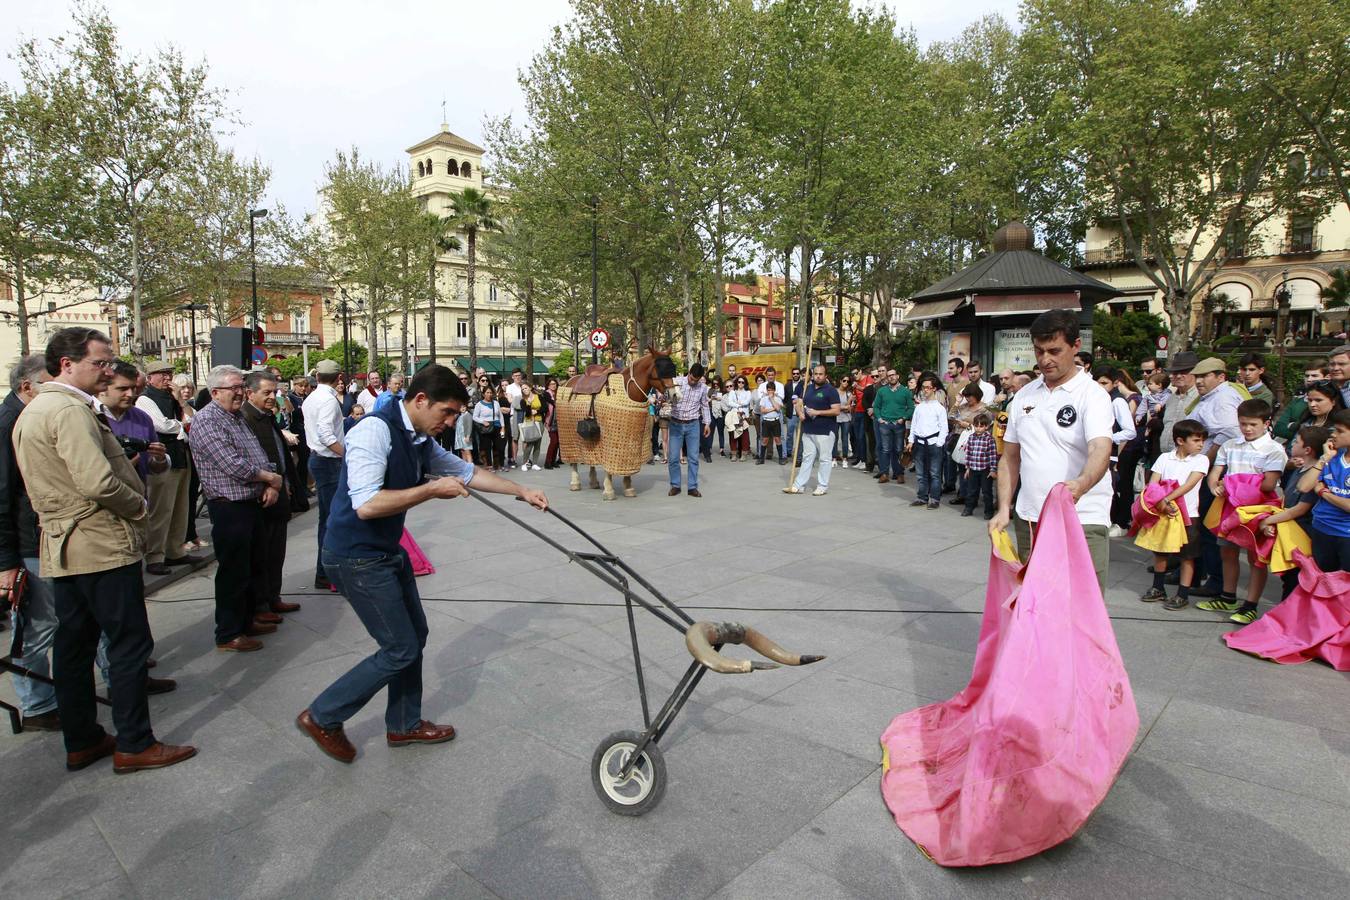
top-left (1231, 506), bottom-right (1312, 574)
top-left (1133, 495), bottom-right (1188, 554)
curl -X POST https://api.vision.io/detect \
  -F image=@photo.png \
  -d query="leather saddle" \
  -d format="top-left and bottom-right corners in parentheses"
top-left (569, 364), bottom-right (620, 395)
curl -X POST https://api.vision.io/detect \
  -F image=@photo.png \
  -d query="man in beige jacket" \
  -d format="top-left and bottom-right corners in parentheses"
top-left (13, 327), bottom-right (196, 774)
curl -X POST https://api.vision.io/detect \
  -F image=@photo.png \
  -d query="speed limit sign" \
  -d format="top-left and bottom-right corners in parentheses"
top-left (588, 327), bottom-right (610, 351)
top-left (1155, 334), bottom-right (1168, 359)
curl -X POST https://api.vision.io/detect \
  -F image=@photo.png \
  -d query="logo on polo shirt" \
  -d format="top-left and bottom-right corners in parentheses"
top-left (1056, 405), bottom-right (1077, 427)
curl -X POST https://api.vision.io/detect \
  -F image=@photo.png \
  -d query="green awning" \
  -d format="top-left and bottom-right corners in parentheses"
top-left (452, 356), bottom-right (550, 375)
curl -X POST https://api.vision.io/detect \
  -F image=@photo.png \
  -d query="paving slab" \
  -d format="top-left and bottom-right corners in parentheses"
top-left (5, 458), bottom-right (1350, 898)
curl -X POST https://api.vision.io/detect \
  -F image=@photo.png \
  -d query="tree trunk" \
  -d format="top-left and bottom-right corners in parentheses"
top-left (782, 246), bottom-right (792, 347)
top-left (631, 267), bottom-right (647, 352)
top-left (678, 239), bottom-right (695, 366)
top-left (400, 298), bottom-right (410, 374)
top-left (131, 223), bottom-right (143, 360)
top-left (796, 242), bottom-right (812, 368)
top-left (834, 260), bottom-right (844, 365)
top-left (427, 260), bottom-right (438, 364)
top-left (15, 256), bottom-right (29, 357)
top-left (366, 290), bottom-right (380, 368)
top-left (524, 278), bottom-right (536, 382)
top-left (713, 214), bottom-right (726, 371)
top-left (466, 228), bottom-right (478, 372)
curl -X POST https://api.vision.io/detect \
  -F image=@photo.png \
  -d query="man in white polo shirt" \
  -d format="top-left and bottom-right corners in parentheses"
top-left (989, 309), bottom-right (1115, 593)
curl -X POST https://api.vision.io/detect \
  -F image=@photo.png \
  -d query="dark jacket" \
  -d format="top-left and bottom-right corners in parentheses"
top-left (0, 391), bottom-right (39, 568)
top-left (241, 401), bottom-right (300, 520)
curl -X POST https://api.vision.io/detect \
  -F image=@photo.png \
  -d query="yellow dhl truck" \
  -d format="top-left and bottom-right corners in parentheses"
top-left (721, 346), bottom-right (801, 385)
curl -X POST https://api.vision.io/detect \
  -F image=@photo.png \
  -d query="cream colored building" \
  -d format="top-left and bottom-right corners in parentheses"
top-left (396, 124), bottom-right (561, 376)
top-left (0, 278), bottom-right (118, 368)
top-left (1080, 189), bottom-right (1350, 347)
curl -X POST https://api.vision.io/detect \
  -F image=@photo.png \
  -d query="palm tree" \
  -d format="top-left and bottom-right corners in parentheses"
top-left (1320, 268), bottom-right (1350, 309)
top-left (421, 211), bottom-right (461, 364)
top-left (449, 187), bottom-right (499, 371)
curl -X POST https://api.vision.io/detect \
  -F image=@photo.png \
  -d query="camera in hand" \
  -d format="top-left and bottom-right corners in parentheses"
top-left (117, 435), bottom-right (151, 459)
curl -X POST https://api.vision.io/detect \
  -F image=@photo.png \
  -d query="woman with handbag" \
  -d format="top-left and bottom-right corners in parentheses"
top-left (543, 377), bottom-right (561, 469)
top-left (948, 383), bottom-right (990, 505)
top-left (725, 376), bottom-right (753, 461)
top-left (472, 386), bottom-right (505, 471)
top-left (517, 381), bottom-right (545, 470)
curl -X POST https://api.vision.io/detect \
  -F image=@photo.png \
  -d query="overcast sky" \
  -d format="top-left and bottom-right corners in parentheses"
top-left (1, 0), bottom-right (1021, 216)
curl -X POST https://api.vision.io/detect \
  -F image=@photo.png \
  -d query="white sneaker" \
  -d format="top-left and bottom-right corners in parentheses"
top-left (1108, 524), bottom-right (1126, 538)
top-left (812, 487), bottom-right (828, 496)
top-left (830, 459), bottom-right (837, 468)
top-left (782, 485), bottom-right (803, 494)
top-left (531, 463), bottom-right (542, 471)
top-left (853, 461), bottom-right (866, 470)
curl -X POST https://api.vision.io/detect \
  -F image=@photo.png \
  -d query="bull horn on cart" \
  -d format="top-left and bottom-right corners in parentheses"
top-left (684, 621), bottom-right (826, 674)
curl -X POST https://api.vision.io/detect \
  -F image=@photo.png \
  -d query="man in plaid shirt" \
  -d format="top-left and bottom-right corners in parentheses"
top-left (962, 411), bottom-right (998, 519)
top-left (188, 365), bottom-right (285, 652)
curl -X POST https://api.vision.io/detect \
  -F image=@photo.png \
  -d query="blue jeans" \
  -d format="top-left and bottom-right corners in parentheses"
top-left (835, 420), bottom-right (851, 459)
top-left (849, 416), bottom-right (866, 461)
top-left (311, 550), bottom-right (427, 732)
top-left (9, 557), bottom-right (58, 717)
top-left (914, 442), bottom-right (944, 503)
top-left (309, 456), bottom-right (343, 577)
top-left (667, 418), bottom-right (702, 490)
top-left (784, 416), bottom-right (799, 462)
top-left (877, 421), bottom-right (905, 477)
top-left (793, 432), bottom-right (835, 490)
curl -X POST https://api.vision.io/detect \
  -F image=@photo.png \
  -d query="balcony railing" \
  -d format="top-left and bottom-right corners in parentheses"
top-left (1084, 247), bottom-right (1136, 264)
top-left (1280, 235), bottom-right (1323, 255)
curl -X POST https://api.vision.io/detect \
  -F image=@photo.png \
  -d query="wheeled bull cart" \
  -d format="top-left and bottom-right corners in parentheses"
top-left (474, 494), bottom-right (825, 816)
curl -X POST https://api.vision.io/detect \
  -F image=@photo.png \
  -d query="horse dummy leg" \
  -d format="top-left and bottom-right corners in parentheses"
top-left (622, 474), bottom-right (635, 498)
top-left (588, 466), bottom-right (602, 489)
top-left (569, 464), bottom-right (582, 492)
top-left (602, 471), bottom-right (616, 501)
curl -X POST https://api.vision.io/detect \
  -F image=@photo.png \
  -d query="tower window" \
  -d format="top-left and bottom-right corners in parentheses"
top-left (417, 161), bottom-right (425, 177)
top-left (461, 161), bottom-right (472, 178)
top-left (448, 158), bottom-right (458, 175)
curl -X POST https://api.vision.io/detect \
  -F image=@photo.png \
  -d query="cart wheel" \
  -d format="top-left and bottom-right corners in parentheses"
top-left (591, 730), bottom-right (667, 816)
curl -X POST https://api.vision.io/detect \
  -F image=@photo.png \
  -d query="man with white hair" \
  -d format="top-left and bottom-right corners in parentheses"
top-left (189, 365), bottom-right (286, 652)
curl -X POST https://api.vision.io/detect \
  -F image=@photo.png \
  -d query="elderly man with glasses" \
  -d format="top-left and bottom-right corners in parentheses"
top-left (189, 365), bottom-right (286, 653)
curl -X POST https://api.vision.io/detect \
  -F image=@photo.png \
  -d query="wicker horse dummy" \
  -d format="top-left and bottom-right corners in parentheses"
top-left (557, 349), bottom-right (678, 500)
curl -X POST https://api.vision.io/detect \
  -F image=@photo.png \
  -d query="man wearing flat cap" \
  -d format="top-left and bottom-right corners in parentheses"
top-left (1184, 356), bottom-right (1245, 596)
top-left (136, 360), bottom-right (195, 575)
top-left (1159, 351), bottom-right (1200, 450)
top-left (302, 359), bottom-right (346, 590)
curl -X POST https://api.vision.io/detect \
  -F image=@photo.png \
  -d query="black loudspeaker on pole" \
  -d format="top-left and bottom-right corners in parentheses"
top-left (211, 327), bottom-right (252, 370)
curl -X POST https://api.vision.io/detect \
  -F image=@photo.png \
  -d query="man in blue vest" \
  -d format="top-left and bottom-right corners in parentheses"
top-left (296, 364), bottom-right (547, 763)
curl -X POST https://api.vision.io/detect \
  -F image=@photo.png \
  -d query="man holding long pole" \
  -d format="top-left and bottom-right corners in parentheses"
top-left (296, 364), bottom-right (547, 763)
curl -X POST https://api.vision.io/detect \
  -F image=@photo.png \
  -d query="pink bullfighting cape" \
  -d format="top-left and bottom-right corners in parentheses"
top-left (879, 485), bottom-right (1139, 866)
top-left (1223, 550), bottom-right (1350, 671)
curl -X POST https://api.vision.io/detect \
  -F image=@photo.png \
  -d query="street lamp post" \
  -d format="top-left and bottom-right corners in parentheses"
top-left (177, 302), bottom-right (209, 384)
top-left (249, 209), bottom-right (269, 350)
top-left (324, 292), bottom-right (364, 377)
top-left (590, 196), bottom-right (599, 365)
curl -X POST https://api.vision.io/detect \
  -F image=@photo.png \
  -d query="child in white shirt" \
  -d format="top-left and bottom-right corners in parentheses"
top-left (1141, 419), bottom-right (1210, 610)
top-left (1199, 398), bottom-right (1287, 623)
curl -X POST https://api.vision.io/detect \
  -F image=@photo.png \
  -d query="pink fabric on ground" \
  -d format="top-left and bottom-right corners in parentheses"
top-left (1223, 550), bottom-right (1350, 671)
top-left (400, 529), bottom-right (436, 576)
top-left (879, 485), bottom-right (1139, 867)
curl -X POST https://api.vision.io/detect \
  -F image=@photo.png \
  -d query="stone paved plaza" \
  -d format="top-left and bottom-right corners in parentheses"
top-left (4, 456), bottom-right (1349, 899)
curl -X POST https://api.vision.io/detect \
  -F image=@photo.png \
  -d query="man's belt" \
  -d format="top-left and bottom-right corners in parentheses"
top-left (671, 417), bottom-right (698, 423)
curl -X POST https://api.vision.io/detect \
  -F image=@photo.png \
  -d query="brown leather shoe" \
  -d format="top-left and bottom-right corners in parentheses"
top-left (878, 475), bottom-right (890, 484)
top-left (66, 733), bottom-right (117, 771)
top-left (244, 621), bottom-right (277, 636)
top-left (22, 709), bottom-right (62, 732)
top-left (271, 600), bottom-right (302, 613)
top-left (145, 676), bottom-right (177, 695)
top-left (687, 489), bottom-right (702, 498)
top-left (216, 636), bottom-right (263, 652)
top-left (254, 611), bottom-right (283, 625)
top-left (896, 474), bottom-right (906, 484)
top-left (147, 657), bottom-right (158, 669)
top-left (113, 741), bottom-right (197, 774)
top-left (296, 709), bottom-right (356, 763)
top-left (387, 720), bottom-right (456, 747)
top-left (668, 486), bottom-right (680, 496)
